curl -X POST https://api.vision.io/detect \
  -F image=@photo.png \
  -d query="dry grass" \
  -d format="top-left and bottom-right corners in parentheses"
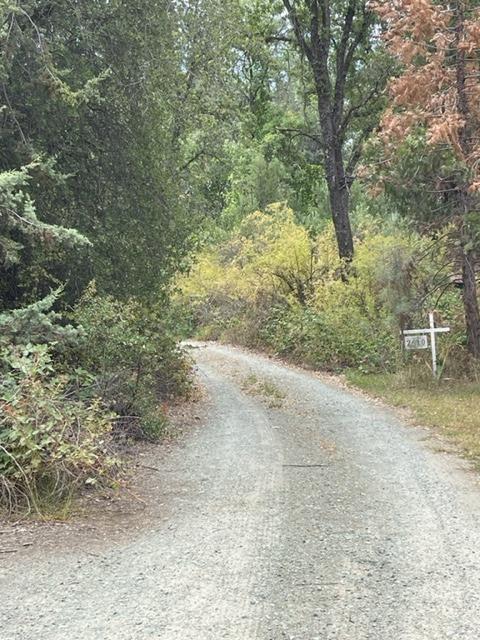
top-left (347, 369), bottom-right (480, 466)
top-left (241, 373), bottom-right (285, 408)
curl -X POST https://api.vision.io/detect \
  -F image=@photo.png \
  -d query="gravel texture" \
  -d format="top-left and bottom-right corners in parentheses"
top-left (2, 341), bottom-right (480, 639)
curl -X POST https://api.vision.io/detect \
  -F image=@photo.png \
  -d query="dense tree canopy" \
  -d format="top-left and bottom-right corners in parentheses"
top-left (0, 0), bottom-right (239, 305)
top-left (0, 0), bottom-right (479, 371)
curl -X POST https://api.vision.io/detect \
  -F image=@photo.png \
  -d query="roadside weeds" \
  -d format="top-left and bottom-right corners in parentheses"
top-left (346, 370), bottom-right (480, 469)
top-left (241, 373), bottom-right (286, 408)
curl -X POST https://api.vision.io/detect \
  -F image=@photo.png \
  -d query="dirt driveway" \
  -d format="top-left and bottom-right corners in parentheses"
top-left (2, 342), bottom-right (480, 639)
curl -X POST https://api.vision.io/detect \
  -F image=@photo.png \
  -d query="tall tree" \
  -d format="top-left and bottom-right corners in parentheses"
top-left (0, 0), bottom-right (237, 304)
top-left (281, 0), bottom-right (386, 261)
top-left (375, 0), bottom-right (480, 357)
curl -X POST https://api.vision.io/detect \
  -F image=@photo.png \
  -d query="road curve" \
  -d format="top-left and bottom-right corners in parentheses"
top-left (2, 342), bottom-right (480, 639)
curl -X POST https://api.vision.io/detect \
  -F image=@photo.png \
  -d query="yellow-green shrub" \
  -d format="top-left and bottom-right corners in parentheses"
top-left (178, 203), bottom-right (467, 374)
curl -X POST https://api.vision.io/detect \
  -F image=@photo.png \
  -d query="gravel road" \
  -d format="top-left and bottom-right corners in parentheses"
top-left (2, 341), bottom-right (480, 639)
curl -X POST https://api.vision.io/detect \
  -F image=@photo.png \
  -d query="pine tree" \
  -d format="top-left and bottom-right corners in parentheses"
top-left (375, 0), bottom-right (480, 357)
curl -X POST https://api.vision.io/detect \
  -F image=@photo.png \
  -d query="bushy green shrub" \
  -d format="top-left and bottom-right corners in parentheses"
top-left (0, 282), bottom-right (193, 516)
top-left (178, 203), bottom-right (466, 375)
top-left (260, 305), bottom-right (398, 372)
top-left (73, 286), bottom-right (192, 440)
top-left (0, 345), bottom-right (116, 516)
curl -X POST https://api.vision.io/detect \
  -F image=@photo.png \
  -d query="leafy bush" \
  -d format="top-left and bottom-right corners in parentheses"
top-left (178, 203), bottom-right (467, 375)
top-left (0, 345), bottom-right (116, 516)
top-left (73, 286), bottom-right (192, 440)
top-left (0, 289), bottom-right (82, 347)
top-left (259, 305), bottom-right (397, 372)
top-left (0, 282), bottom-right (193, 516)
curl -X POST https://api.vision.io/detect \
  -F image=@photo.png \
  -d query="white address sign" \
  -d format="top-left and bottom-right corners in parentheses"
top-left (404, 334), bottom-right (429, 350)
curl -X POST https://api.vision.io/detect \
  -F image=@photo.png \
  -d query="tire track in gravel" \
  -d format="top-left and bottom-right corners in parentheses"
top-left (2, 341), bottom-right (480, 639)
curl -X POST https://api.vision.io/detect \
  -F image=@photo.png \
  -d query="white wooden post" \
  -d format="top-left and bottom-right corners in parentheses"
top-left (429, 312), bottom-right (437, 377)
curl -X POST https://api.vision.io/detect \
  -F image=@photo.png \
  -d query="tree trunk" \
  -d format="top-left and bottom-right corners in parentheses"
top-left (282, 0), bottom-right (361, 265)
top-left (461, 244), bottom-right (480, 358)
top-left (318, 93), bottom-right (354, 262)
top-left (325, 146), bottom-right (354, 262)
top-left (454, 3), bottom-right (480, 358)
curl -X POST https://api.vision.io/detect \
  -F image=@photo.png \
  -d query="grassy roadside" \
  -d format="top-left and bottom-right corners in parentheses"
top-left (346, 370), bottom-right (480, 467)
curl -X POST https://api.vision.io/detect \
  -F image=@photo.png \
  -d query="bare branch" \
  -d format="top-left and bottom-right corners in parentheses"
top-left (179, 149), bottom-right (206, 173)
top-left (276, 127), bottom-right (323, 146)
top-left (340, 78), bottom-right (385, 140)
top-left (282, 0), bottom-right (313, 63)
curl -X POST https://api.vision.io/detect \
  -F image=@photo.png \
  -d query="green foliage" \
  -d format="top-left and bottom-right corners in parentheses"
top-left (0, 0), bottom-right (238, 304)
top-left (221, 143), bottom-right (292, 229)
top-left (260, 305), bottom-right (397, 373)
top-left (0, 344), bottom-right (116, 516)
top-left (363, 131), bottom-right (462, 227)
top-left (73, 286), bottom-right (192, 440)
top-left (3, 0), bottom-right (476, 514)
top-left (0, 162), bottom-right (89, 270)
top-left (0, 288), bottom-right (81, 347)
top-left (0, 1), bottom-right (221, 515)
top-left (179, 203), bottom-right (468, 375)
